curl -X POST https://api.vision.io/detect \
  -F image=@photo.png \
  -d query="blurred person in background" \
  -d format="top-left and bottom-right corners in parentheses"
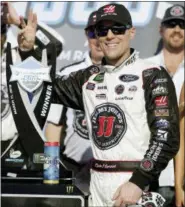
top-left (1, 2), bottom-right (63, 172)
top-left (146, 4), bottom-right (184, 207)
top-left (45, 10), bottom-right (104, 195)
top-left (175, 83), bottom-right (184, 207)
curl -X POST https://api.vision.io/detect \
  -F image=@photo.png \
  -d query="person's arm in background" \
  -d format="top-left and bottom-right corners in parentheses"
top-left (175, 83), bottom-right (184, 207)
top-left (45, 123), bottom-right (63, 142)
top-left (44, 103), bottom-right (67, 143)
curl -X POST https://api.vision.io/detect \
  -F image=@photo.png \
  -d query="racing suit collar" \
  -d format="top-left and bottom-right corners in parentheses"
top-left (101, 48), bottom-right (139, 73)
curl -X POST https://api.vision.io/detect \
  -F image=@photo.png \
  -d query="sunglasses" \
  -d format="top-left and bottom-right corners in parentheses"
top-left (95, 25), bottom-right (132, 37)
top-left (86, 29), bottom-right (96, 39)
top-left (163, 20), bottom-right (185, 29)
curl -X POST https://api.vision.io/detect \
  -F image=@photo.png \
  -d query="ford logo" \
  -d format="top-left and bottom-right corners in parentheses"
top-left (119, 74), bottom-right (139, 82)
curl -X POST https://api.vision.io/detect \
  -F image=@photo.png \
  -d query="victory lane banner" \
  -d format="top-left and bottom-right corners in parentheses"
top-left (6, 42), bottom-right (56, 167)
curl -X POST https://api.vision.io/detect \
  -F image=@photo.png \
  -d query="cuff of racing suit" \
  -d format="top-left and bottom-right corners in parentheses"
top-left (18, 48), bottom-right (35, 60)
top-left (129, 170), bottom-right (151, 190)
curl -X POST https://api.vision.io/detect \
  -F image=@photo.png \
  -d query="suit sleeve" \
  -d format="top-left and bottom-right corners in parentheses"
top-left (53, 66), bottom-right (99, 111)
top-left (129, 66), bottom-right (180, 190)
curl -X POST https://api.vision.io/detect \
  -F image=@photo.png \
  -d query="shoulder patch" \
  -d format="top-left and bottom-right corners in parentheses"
top-left (89, 65), bottom-right (100, 74)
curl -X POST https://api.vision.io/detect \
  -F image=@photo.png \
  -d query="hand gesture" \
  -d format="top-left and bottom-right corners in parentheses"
top-left (17, 10), bottom-right (37, 51)
top-left (112, 181), bottom-right (142, 207)
top-left (6, 2), bottom-right (20, 26)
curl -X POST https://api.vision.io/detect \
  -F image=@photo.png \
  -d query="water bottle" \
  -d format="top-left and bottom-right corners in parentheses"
top-left (43, 142), bottom-right (60, 184)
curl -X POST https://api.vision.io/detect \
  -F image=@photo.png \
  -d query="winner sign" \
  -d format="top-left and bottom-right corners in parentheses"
top-left (5, 43), bottom-right (56, 170)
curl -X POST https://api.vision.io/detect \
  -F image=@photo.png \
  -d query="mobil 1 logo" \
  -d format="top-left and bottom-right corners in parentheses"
top-left (91, 103), bottom-right (127, 150)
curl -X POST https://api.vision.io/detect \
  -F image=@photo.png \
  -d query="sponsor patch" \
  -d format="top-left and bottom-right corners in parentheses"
top-left (91, 103), bottom-right (127, 150)
top-left (119, 74), bottom-right (139, 82)
top-left (156, 129), bottom-right (168, 141)
top-left (156, 119), bottom-right (170, 129)
top-left (143, 69), bottom-right (154, 77)
top-left (128, 85), bottom-right (137, 92)
top-left (86, 82), bottom-right (95, 90)
top-left (155, 96), bottom-right (168, 107)
top-left (140, 158), bottom-right (154, 171)
top-left (152, 86), bottom-right (168, 96)
top-left (154, 109), bottom-right (169, 117)
top-left (97, 86), bottom-right (107, 90)
top-left (89, 66), bottom-right (100, 74)
top-left (115, 85), bottom-right (124, 95)
top-left (154, 78), bottom-right (168, 84)
top-left (115, 96), bottom-right (133, 100)
top-left (96, 94), bottom-right (106, 99)
top-left (93, 73), bottom-right (104, 82)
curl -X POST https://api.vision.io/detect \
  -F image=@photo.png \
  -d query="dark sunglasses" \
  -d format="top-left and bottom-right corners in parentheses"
top-left (86, 29), bottom-right (96, 39)
top-left (95, 25), bottom-right (132, 37)
top-left (163, 20), bottom-right (185, 29)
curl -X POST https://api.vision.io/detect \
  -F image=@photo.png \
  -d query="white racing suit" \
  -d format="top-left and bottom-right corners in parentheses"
top-left (21, 49), bottom-right (180, 206)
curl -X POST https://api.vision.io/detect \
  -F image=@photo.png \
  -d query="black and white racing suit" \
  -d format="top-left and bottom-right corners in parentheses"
top-left (23, 49), bottom-right (180, 206)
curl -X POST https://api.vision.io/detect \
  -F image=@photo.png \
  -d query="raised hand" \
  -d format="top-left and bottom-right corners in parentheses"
top-left (17, 10), bottom-right (37, 51)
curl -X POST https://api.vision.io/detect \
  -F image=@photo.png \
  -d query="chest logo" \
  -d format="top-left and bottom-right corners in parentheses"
top-left (115, 85), bottom-right (125, 95)
top-left (119, 74), bottom-right (139, 82)
top-left (91, 103), bottom-right (127, 150)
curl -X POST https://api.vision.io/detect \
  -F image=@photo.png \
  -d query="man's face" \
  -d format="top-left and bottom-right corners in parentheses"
top-left (86, 27), bottom-right (104, 60)
top-left (160, 20), bottom-right (184, 51)
top-left (95, 20), bottom-right (135, 63)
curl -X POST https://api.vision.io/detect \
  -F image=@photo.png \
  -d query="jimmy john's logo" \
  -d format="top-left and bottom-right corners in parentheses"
top-left (119, 74), bottom-right (139, 82)
top-left (140, 158), bottom-right (154, 172)
top-left (91, 103), bottom-right (127, 150)
top-left (9, 57), bottom-right (51, 93)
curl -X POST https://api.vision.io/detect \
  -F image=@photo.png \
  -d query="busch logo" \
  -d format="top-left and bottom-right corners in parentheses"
top-left (103, 5), bottom-right (115, 13)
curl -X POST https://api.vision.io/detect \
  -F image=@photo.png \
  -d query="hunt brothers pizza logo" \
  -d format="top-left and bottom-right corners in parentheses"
top-left (91, 103), bottom-right (127, 150)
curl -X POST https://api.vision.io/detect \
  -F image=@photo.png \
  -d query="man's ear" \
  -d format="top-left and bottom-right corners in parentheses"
top-left (129, 27), bottom-right (136, 40)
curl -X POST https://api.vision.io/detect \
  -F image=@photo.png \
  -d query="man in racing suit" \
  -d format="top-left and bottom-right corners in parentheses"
top-left (19, 3), bottom-right (180, 206)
